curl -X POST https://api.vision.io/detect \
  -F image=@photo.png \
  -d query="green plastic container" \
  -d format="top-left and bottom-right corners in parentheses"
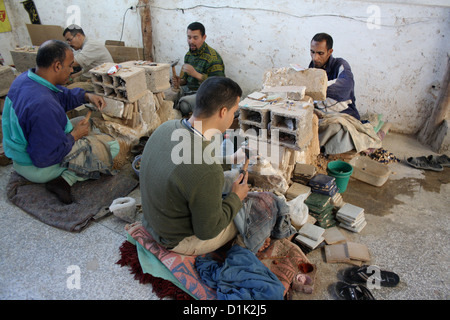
top-left (327, 160), bottom-right (353, 193)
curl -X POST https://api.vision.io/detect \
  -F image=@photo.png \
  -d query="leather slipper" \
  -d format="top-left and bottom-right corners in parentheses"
top-left (343, 265), bottom-right (400, 287)
top-left (406, 156), bottom-right (443, 171)
top-left (427, 154), bottom-right (450, 167)
top-left (334, 281), bottom-right (375, 300)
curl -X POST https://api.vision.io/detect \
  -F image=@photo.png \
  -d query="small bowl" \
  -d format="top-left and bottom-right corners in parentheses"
top-left (132, 155), bottom-right (141, 178)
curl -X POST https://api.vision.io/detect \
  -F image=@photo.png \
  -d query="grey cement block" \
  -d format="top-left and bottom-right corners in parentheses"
top-left (269, 101), bottom-right (314, 150)
top-left (122, 61), bottom-right (171, 93)
top-left (89, 63), bottom-right (147, 102)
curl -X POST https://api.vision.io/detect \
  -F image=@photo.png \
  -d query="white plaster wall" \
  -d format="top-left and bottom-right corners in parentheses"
top-left (150, 0), bottom-right (450, 134)
top-left (0, 0), bottom-right (141, 65)
top-left (0, 0), bottom-right (449, 134)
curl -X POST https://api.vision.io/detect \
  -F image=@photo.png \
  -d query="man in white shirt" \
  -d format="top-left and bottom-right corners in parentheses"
top-left (63, 24), bottom-right (114, 82)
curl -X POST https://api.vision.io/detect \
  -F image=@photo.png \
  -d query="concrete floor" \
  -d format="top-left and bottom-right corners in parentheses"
top-left (0, 132), bottom-right (448, 300)
top-left (300, 132), bottom-right (450, 300)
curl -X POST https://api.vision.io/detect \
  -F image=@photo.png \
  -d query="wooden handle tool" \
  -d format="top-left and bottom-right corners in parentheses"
top-left (85, 110), bottom-right (92, 122)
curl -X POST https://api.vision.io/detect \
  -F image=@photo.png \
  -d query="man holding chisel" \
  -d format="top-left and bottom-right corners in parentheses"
top-left (2, 40), bottom-right (119, 204)
top-left (140, 76), bottom-right (248, 256)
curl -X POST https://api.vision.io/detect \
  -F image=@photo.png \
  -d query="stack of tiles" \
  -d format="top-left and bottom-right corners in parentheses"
top-left (294, 223), bottom-right (325, 250)
top-left (285, 182), bottom-right (311, 201)
top-left (292, 163), bottom-right (316, 185)
top-left (336, 203), bottom-right (366, 233)
top-left (308, 174), bottom-right (338, 197)
top-left (304, 192), bottom-right (336, 228)
top-left (325, 242), bottom-right (371, 266)
top-left (331, 192), bottom-right (344, 208)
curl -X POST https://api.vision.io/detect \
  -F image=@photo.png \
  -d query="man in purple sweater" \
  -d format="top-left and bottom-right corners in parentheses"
top-left (2, 40), bottom-right (119, 204)
top-left (309, 33), bottom-right (360, 120)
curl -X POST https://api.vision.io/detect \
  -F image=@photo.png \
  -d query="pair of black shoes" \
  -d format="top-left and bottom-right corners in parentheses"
top-left (334, 265), bottom-right (400, 300)
top-left (45, 176), bottom-right (73, 204)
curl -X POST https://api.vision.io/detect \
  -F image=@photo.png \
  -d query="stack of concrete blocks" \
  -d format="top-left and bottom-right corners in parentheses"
top-left (90, 63), bottom-right (147, 128)
top-left (121, 61), bottom-right (171, 93)
top-left (269, 101), bottom-right (314, 150)
top-left (239, 67), bottom-right (326, 182)
top-left (121, 61), bottom-right (176, 130)
top-left (239, 105), bottom-right (271, 141)
top-left (88, 61), bottom-right (175, 168)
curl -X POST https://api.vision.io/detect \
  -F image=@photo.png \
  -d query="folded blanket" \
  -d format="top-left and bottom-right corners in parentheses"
top-left (195, 245), bottom-right (285, 300)
top-left (319, 113), bottom-right (382, 154)
top-left (6, 164), bottom-right (138, 232)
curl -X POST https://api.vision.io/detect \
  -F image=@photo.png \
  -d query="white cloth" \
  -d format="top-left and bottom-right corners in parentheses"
top-left (318, 112), bottom-right (382, 154)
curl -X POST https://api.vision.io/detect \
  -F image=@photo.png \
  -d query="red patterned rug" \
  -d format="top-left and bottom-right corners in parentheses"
top-left (117, 222), bottom-right (310, 300)
top-left (116, 240), bottom-right (193, 300)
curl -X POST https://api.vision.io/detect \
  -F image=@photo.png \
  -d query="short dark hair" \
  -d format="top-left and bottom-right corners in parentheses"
top-left (36, 40), bottom-right (71, 68)
top-left (312, 33), bottom-right (333, 50)
top-left (187, 22), bottom-right (205, 37)
top-left (63, 24), bottom-right (85, 37)
top-left (195, 77), bottom-right (242, 118)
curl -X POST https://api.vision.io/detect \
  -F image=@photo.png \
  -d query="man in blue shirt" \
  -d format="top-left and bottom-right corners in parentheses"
top-left (2, 40), bottom-right (119, 204)
top-left (309, 33), bottom-right (360, 120)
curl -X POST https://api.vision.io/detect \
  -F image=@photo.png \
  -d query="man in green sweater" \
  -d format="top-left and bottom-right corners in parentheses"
top-left (172, 22), bottom-right (226, 117)
top-left (140, 76), bottom-right (248, 255)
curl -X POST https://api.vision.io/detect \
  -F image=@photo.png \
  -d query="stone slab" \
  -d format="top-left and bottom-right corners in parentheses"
top-left (263, 67), bottom-right (327, 101)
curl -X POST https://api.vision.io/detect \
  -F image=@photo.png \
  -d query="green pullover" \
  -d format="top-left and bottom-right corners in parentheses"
top-left (140, 120), bottom-right (242, 248)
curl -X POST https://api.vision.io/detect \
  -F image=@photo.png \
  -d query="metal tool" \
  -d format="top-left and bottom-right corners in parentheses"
top-left (84, 103), bottom-right (99, 121)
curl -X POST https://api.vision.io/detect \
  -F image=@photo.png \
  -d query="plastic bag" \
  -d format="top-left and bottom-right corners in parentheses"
top-left (109, 197), bottom-right (136, 222)
top-left (287, 193), bottom-right (309, 230)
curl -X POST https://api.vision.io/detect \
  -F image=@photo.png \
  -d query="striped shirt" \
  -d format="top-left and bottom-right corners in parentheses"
top-left (182, 42), bottom-right (225, 91)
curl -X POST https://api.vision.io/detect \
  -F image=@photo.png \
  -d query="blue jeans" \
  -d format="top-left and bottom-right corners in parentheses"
top-left (13, 139), bottom-right (119, 186)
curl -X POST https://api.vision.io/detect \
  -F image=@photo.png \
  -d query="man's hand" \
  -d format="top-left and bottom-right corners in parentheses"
top-left (71, 117), bottom-right (90, 141)
top-left (85, 93), bottom-right (106, 111)
top-left (182, 64), bottom-right (203, 81)
top-left (231, 171), bottom-right (249, 201)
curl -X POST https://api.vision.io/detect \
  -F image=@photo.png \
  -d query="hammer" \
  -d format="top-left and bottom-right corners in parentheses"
top-left (84, 103), bottom-right (99, 122)
top-left (171, 58), bottom-right (180, 89)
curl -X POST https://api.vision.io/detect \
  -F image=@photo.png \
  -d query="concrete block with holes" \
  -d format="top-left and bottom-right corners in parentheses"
top-left (121, 61), bottom-right (171, 93)
top-left (89, 63), bottom-right (147, 102)
top-left (269, 101), bottom-right (314, 150)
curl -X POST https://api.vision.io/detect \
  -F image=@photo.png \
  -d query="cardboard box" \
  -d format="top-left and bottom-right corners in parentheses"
top-left (106, 45), bottom-right (145, 63)
top-left (26, 24), bottom-right (65, 46)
